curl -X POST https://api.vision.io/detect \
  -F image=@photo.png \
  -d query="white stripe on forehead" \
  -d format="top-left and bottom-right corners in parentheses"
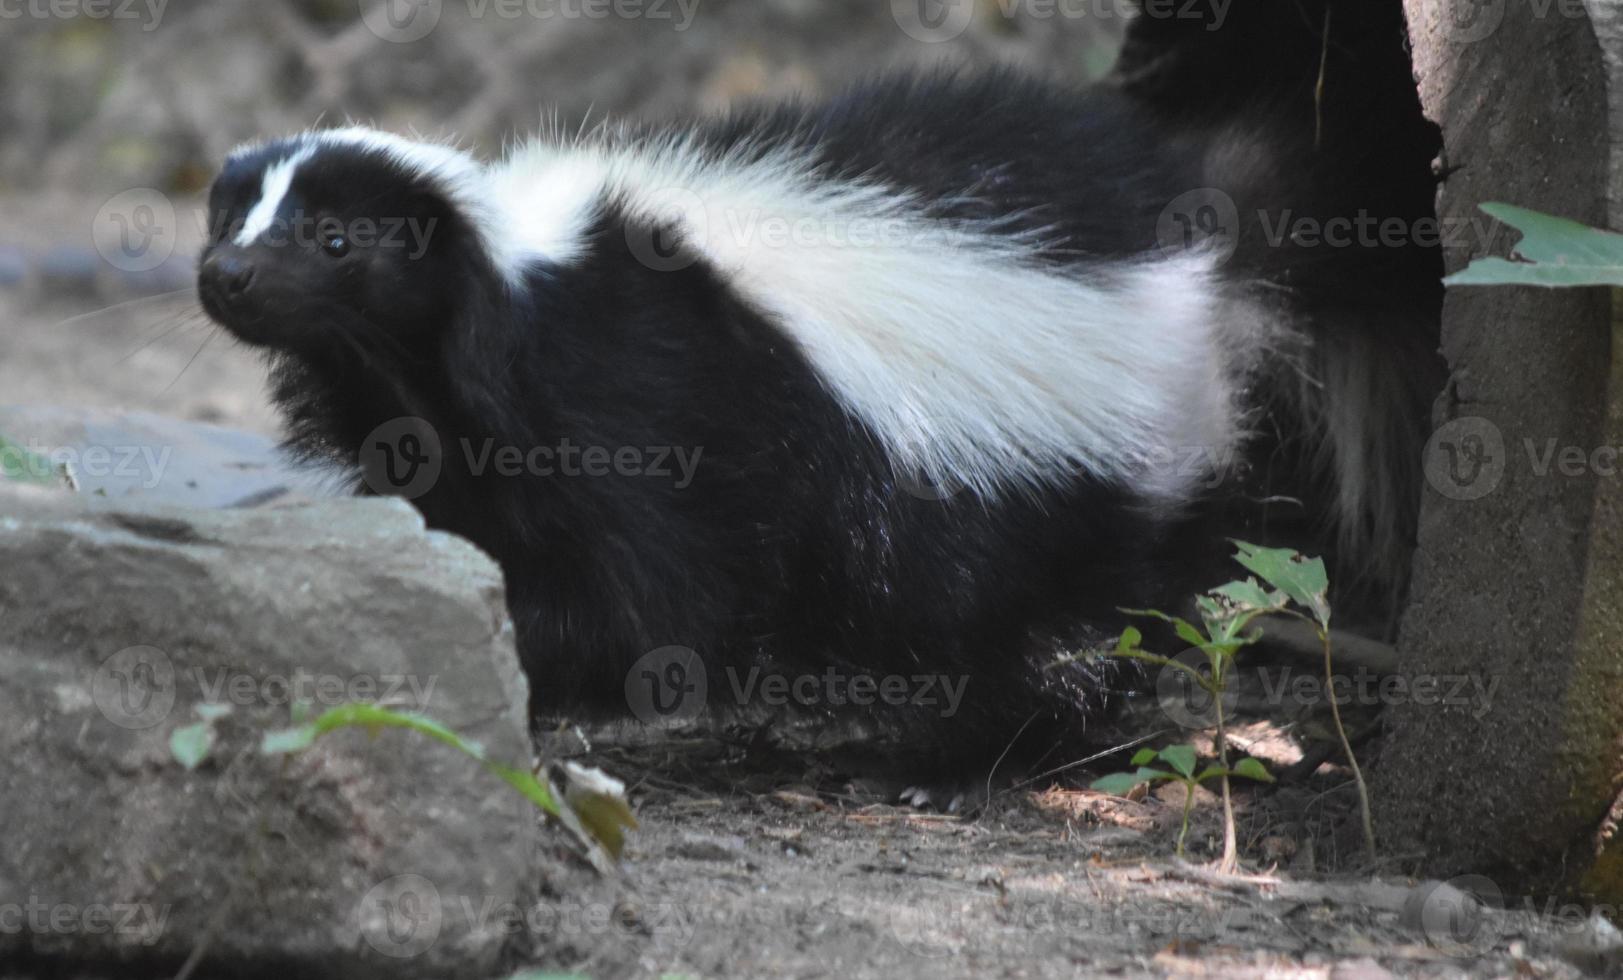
top-left (233, 147), bottom-right (315, 247)
top-left (227, 128), bottom-right (515, 270)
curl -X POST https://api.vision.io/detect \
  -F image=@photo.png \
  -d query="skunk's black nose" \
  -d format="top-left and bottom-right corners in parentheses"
top-left (201, 254), bottom-right (255, 297)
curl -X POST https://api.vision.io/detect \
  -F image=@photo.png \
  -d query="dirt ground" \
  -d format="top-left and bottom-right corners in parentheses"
top-left (1, 195), bottom-right (1610, 980)
top-left (520, 733), bottom-right (1603, 979)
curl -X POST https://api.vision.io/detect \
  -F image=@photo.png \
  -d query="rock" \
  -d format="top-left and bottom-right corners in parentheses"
top-left (1329, 959), bottom-right (1395, 980)
top-left (0, 405), bottom-right (340, 508)
top-left (0, 488), bottom-right (539, 979)
top-left (1557, 912), bottom-right (1623, 976)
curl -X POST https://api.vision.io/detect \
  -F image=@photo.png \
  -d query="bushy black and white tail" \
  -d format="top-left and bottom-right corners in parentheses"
top-left (1117, 0), bottom-right (1446, 628)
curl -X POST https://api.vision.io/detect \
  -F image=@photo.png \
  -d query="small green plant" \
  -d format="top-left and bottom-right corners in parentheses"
top-left (168, 700), bottom-right (637, 863)
top-left (169, 703), bottom-right (233, 771)
top-left (1091, 744), bottom-right (1273, 858)
top-left (259, 702), bottom-right (565, 819)
top-left (1083, 541), bottom-right (1374, 869)
top-left (0, 431), bottom-right (71, 488)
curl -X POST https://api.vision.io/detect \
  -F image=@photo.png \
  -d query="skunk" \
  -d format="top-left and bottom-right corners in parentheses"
top-left (198, 60), bottom-right (1441, 769)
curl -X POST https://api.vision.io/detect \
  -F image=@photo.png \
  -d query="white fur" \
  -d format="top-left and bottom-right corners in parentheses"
top-left (486, 134), bottom-right (1244, 499)
top-left (234, 148), bottom-right (313, 247)
top-left (231, 127), bottom-right (1249, 500)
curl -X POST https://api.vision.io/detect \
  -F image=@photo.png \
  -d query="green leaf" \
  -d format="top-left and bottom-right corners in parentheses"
top-left (260, 725), bottom-right (318, 755)
top-left (170, 721), bottom-right (215, 771)
top-left (1445, 203), bottom-right (1623, 288)
top-left (1231, 541), bottom-right (1330, 628)
top-left (1120, 608), bottom-right (1207, 649)
top-left (261, 704), bottom-right (556, 816)
top-left (0, 432), bottom-right (64, 487)
top-left (1230, 757), bottom-right (1276, 783)
top-left (561, 781), bottom-right (639, 861)
top-left (1210, 577), bottom-right (1286, 613)
top-left (1116, 626), bottom-right (1143, 654)
top-left (1090, 772), bottom-right (1151, 795)
top-left (194, 703), bottom-right (232, 722)
top-left (1130, 747), bottom-right (1158, 766)
top-left (1159, 744), bottom-right (1197, 779)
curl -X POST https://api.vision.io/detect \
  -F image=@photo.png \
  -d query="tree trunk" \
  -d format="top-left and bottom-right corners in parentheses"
top-left (1374, 0), bottom-right (1623, 901)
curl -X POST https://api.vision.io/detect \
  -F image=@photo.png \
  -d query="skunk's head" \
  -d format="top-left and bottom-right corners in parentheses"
top-left (198, 128), bottom-right (495, 357)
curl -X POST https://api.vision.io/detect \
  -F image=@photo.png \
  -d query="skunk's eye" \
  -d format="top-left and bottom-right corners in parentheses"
top-left (317, 219), bottom-right (350, 258)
